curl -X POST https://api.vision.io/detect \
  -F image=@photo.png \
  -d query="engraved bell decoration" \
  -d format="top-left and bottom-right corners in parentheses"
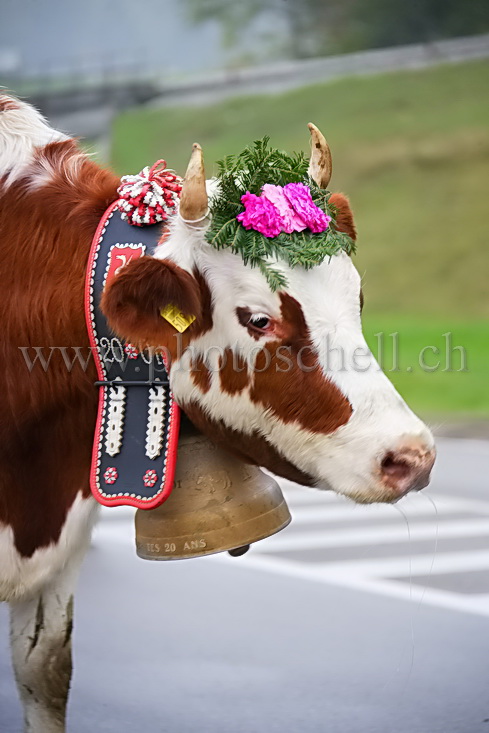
top-left (135, 432), bottom-right (291, 560)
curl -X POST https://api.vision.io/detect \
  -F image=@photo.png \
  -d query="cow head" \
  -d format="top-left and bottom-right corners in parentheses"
top-left (102, 125), bottom-right (435, 504)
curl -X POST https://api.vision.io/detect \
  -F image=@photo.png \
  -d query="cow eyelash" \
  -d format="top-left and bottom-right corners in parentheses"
top-left (236, 307), bottom-right (272, 334)
top-left (248, 314), bottom-right (271, 330)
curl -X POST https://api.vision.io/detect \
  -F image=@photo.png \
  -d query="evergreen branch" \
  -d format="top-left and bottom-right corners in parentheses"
top-left (205, 137), bottom-right (356, 291)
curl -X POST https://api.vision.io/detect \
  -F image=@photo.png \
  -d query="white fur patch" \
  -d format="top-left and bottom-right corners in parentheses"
top-left (156, 196), bottom-right (434, 502)
top-left (283, 253), bottom-right (434, 495)
top-left (0, 95), bottom-right (67, 188)
top-left (0, 493), bottom-right (98, 602)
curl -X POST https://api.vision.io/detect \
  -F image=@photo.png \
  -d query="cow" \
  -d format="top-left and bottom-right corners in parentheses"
top-left (0, 94), bottom-right (435, 733)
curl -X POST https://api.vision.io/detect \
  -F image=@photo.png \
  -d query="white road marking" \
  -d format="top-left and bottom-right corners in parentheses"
top-left (286, 550), bottom-right (489, 577)
top-left (255, 518), bottom-right (489, 552)
top-left (214, 469), bottom-right (489, 618)
top-left (287, 495), bottom-right (481, 523)
top-left (216, 550), bottom-right (489, 619)
top-left (95, 437), bottom-right (489, 618)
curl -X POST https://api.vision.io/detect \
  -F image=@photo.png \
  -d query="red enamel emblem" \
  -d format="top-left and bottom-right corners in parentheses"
top-left (105, 244), bottom-right (145, 285)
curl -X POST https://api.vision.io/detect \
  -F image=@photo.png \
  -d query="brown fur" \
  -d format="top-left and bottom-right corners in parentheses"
top-left (191, 356), bottom-right (212, 393)
top-left (182, 402), bottom-right (315, 486)
top-left (101, 259), bottom-right (213, 363)
top-left (0, 97), bottom-right (20, 112)
top-left (329, 193), bottom-right (357, 241)
top-left (219, 350), bottom-right (250, 394)
top-left (0, 141), bottom-right (119, 556)
top-left (250, 294), bottom-right (352, 434)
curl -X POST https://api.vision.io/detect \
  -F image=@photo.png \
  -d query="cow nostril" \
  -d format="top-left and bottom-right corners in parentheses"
top-left (380, 454), bottom-right (412, 484)
top-left (379, 444), bottom-right (435, 495)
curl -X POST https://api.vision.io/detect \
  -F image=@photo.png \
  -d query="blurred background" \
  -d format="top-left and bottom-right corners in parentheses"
top-left (2, 0), bottom-right (487, 426)
top-left (1, 3), bottom-right (489, 733)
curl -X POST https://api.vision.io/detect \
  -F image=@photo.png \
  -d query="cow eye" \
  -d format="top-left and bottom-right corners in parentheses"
top-left (236, 307), bottom-right (273, 335)
top-left (249, 314), bottom-right (270, 330)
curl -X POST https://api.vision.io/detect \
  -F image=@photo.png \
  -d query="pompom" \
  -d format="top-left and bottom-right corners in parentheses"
top-left (116, 160), bottom-right (182, 227)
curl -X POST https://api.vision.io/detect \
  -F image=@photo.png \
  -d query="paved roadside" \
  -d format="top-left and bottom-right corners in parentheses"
top-left (431, 419), bottom-right (489, 441)
top-left (0, 436), bottom-right (488, 733)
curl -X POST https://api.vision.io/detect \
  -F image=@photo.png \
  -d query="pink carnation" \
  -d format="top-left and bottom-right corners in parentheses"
top-left (237, 191), bottom-right (282, 238)
top-left (236, 182), bottom-right (331, 238)
top-left (283, 182), bottom-right (331, 233)
top-left (261, 184), bottom-right (307, 234)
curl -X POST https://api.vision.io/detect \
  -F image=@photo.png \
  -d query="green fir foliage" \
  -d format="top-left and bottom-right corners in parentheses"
top-left (205, 137), bottom-right (356, 290)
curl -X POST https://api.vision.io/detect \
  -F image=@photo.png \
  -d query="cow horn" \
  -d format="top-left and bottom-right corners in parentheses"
top-left (308, 123), bottom-right (332, 189)
top-left (179, 143), bottom-right (209, 224)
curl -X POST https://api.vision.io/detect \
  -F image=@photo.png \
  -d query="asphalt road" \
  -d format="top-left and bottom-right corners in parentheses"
top-left (1, 437), bottom-right (488, 733)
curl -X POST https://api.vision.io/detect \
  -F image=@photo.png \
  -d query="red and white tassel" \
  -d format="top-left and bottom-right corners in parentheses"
top-left (116, 160), bottom-right (182, 227)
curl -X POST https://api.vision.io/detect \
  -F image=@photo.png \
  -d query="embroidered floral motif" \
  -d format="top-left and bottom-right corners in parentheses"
top-left (143, 469), bottom-right (158, 488)
top-left (124, 343), bottom-right (139, 359)
top-left (104, 467), bottom-right (118, 485)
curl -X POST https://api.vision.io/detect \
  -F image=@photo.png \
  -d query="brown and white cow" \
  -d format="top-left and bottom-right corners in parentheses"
top-left (0, 95), bottom-right (435, 733)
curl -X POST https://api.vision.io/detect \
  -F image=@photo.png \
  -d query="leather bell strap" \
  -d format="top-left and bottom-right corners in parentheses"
top-left (85, 201), bottom-right (180, 509)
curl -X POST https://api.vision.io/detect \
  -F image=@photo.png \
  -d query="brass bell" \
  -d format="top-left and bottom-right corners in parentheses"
top-left (135, 432), bottom-right (291, 560)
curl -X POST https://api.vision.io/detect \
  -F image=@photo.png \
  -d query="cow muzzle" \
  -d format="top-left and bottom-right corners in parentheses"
top-left (378, 439), bottom-right (436, 500)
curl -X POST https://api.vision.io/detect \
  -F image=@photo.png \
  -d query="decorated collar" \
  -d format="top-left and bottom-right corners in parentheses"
top-left (85, 161), bottom-right (182, 510)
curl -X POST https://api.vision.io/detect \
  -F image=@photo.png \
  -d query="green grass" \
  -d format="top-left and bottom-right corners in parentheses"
top-left (363, 317), bottom-right (489, 417)
top-left (111, 60), bottom-right (489, 416)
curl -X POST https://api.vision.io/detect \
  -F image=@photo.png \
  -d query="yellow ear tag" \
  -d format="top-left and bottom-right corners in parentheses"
top-left (160, 304), bottom-right (196, 333)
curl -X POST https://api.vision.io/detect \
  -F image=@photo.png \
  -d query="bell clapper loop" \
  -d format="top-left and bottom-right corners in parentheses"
top-left (228, 545), bottom-right (251, 558)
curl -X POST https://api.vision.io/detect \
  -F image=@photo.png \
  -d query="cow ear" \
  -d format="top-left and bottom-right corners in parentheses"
top-left (101, 256), bottom-right (202, 347)
top-left (329, 193), bottom-right (356, 241)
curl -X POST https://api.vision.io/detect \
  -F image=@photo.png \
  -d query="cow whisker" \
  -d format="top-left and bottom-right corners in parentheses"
top-left (392, 503), bottom-right (416, 690)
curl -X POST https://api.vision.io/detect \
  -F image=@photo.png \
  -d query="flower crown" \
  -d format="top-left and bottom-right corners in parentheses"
top-left (205, 138), bottom-right (356, 290)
